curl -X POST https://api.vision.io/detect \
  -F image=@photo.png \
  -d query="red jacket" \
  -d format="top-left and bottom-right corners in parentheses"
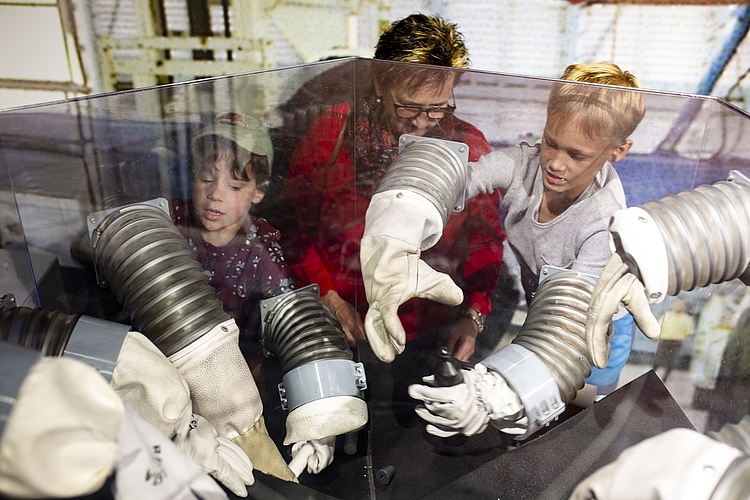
top-left (280, 101), bottom-right (504, 342)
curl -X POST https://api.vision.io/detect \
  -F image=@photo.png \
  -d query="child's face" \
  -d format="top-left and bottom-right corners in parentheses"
top-left (192, 158), bottom-right (265, 246)
top-left (540, 115), bottom-right (631, 200)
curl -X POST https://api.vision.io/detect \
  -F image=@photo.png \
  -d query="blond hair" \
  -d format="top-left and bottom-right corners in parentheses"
top-left (560, 61), bottom-right (641, 88)
top-left (548, 61), bottom-right (646, 146)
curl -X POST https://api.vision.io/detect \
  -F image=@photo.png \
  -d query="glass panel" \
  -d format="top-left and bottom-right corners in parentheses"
top-left (3, 56), bottom-right (750, 497)
top-left (0, 143), bottom-right (39, 308)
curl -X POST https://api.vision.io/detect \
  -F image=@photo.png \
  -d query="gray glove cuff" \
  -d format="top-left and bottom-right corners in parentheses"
top-left (0, 343), bottom-right (39, 439)
top-left (63, 316), bottom-right (131, 381)
top-left (279, 359), bottom-right (367, 412)
top-left (482, 344), bottom-right (565, 440)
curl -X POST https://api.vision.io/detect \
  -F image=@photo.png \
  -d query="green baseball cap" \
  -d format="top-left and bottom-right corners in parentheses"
top-left (192, 112), bottom-right (274, 172)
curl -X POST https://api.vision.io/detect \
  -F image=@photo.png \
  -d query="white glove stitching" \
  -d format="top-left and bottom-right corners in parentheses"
top-left (171, 405), bottom-right (254, 497)
top-left (409, 365), bottom-right (522, 438)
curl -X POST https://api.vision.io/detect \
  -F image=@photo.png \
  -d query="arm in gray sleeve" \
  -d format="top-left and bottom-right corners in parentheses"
top-left (571, 226), bottom-right (612, 277)
top-left (465, 147), bottom-right (518, 200)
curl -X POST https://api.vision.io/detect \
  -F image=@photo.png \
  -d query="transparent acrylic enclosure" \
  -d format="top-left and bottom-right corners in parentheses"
top-left (2, 57), bottom-right (750, 498)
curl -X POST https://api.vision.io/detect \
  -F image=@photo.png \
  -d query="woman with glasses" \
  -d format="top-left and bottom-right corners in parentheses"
top-left (278, 14), bottom-right (505, 364)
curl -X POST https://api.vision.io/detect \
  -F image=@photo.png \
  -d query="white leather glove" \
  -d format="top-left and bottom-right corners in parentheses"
top-left (586, 206), bottom-right (669, 369)
top-left (168, 319), bottom-right (296, 482)
top-left (585, 252), bottom-right (661, 369)
top-left (115, 407), bottom-right (229, 500)
top-left (112, 331), bottom-right (193, 436)
top-left (0, 356), bottom-right (227, 500)
top-left (569, 429), bottom-right (743, 500)
top-left (168, 320), bottom-right (262, 440)
top-left (361, 191), bottom-right (463, 362)
top-left (112, 330), bottom-right (255, 496)
top-left (408, 363), bottom-right (523, 438)
top-left (172, 406), bottom-right (255, 496)
top-left (288, 436), bottom-right (336, 476)
top-left (0, 356), bottom-right (122, 498)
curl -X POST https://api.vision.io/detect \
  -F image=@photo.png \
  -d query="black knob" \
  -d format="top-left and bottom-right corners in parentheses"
top-left (434, 346), bottom-right (463, 387)
top-left (376, 465), bottom-right (396, 485)
top-left (433, 347), bottom-right (468, 447)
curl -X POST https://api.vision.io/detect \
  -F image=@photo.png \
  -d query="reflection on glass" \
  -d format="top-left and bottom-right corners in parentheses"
top-left (2, 57), bottom-right (750, 496)
top-left (276, 60), bottom-right (504, 364)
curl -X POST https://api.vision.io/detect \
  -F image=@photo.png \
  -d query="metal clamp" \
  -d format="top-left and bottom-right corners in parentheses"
top-left (482, 344), bottom-right (565, 441)
top-left (63, 316), bottom-right (132, 381)
top-left (278, 358), bottom-right (367, 412)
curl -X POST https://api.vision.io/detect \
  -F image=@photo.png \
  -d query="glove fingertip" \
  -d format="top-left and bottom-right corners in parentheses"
top-left (419, 271), bottom-right (463, 306)
top-left (437, 280), bottom-right (464, 306)
top-left (223, 477), bottom-right (251, 497)
top-left (449, 284), bottom-right (464, 306)
top-left (407, 384), bottom-right (426, 400)
top-left (363, 308), bottom-right (381, 341)
top-left (593, 355), bottom-right (609, 370)
top-left (192, 473), bottom-right (241, 499)
top-left (639, 317), bottom-right (661, 340)
top-left (377, 345), bottom-right (396, 363)
top-left (587, 332), bottom-right (607, 368)
top-left (216, 438), bottom-right (255, 474)
top-left (364, 308), bottom-right (397, 363)
top-left (425, 424), bottom-right (457, 438)
top-left (380, 313), bottom-right (405, 362)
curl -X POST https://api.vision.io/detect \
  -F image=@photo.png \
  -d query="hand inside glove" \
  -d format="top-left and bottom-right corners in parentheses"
top-left (112, 330), bottom-right (255, 496)
top-left (586, 252), bottom-right (661, 369)
top-left (361, 191), bottom-right (463, 363)
top-left (172, 405), bottom-right (255, 496)
top-left (168, 320), bottom-right (296, 482)
top-left (288, 436), bottom-right (336, 477)
top-left (116, 407), bottom-right (231, 500)
top-left (0, 354), bottom-right (228, 500)
top-left (361, 234), bottom-right (464, 363)
top-left (407, 363), bottom-right (523, 438)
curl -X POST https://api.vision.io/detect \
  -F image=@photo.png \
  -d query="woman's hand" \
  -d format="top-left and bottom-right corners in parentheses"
top-left (445, 315), bottom-right (479, 362)
top-left (322, 290), bottom-right (367, 347)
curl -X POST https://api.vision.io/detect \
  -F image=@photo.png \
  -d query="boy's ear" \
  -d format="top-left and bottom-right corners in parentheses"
top-left (610, 140), bottom-right (633, 163)
top-left (251, 190), bottom-right (265, 204)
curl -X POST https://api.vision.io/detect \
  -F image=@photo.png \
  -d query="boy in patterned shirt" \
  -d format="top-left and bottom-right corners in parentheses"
top-left (172, 113), bottom-right (295, 370)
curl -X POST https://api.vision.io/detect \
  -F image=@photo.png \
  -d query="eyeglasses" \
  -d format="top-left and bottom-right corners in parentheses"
top-left (393, 103), bottom-right (456, 120)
